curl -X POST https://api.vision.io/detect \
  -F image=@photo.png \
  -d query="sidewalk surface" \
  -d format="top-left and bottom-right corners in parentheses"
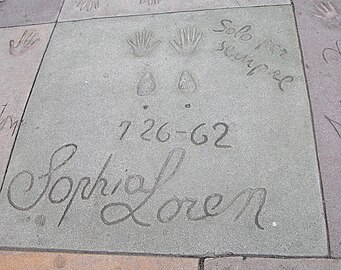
top-left (0, 0), bottom-right (340, 269)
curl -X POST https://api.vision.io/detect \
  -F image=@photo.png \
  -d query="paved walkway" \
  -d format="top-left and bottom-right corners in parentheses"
top-left (0, 0), bottom-right (340, 269)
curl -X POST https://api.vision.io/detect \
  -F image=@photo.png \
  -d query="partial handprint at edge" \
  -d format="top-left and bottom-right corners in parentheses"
top-left (77, 0), bottom-right (100, 12)
top-left (313, 1), bottom-right (341, 29)
top-left (9, 30), bottom-right (40, 56)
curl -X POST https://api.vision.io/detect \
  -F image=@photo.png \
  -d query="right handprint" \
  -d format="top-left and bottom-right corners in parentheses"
top-left (170, 26), bottom-right (203, 55)
top-left (313, 1), bottom-right (341, 29)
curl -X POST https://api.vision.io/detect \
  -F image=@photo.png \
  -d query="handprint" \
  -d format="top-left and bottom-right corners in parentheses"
top-left (313, 1), bottom-right (341, 29)
top-left (127, 30), bottom-right (161, 57)
top-left (139, 0), bottom-right (160, 5)
top-left (77, 0), bottom-right (99, 12)
top-left (170, 26), bottom-right (203, 55)
top-left (9, 30), bottom-right (40, 56)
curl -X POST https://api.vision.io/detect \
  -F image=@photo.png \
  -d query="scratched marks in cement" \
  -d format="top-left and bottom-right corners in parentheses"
top-left (1, 6), bottom-right (327, 257)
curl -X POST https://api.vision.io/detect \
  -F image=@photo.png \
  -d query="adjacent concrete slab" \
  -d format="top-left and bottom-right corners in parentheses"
top-left (292, 0), bottom-right (341, 257)
top-left (59, 0), bottom-right (291, 22)
top-left (0, 24), bottom-right (54, 197)
top-left (0, 0), bottom-right (63, 28)
top-left (205, 257), bottom-right (341, 270)
top-left (0, 6), bottom-right (327, 257)
top-left (0, 252), bottom-right (199, 270)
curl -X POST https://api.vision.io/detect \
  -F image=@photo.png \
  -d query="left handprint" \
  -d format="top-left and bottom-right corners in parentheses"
top-left (127, 30), bottom-right (161, 57)
top-left (9, 30), bottom-right (40, 56)
top-left (77, 0), bottom-right (100, 12)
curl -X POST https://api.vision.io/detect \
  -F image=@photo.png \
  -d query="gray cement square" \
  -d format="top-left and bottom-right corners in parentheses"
top-left (0, 0), bottom-right (63, 28)
top-left (59, 0), bottom-right (290, 22)
top-left (293, 0), bottom-right (341, 257)
top-left (0, 6), bottom-right (328, 257)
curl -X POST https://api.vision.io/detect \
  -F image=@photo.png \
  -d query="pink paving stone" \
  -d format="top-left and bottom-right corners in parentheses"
top-left (0, 24), bottom-right (54, 192)
top-left (0, 0), bottom-right (64, 28)
top-left (292, 0), bottom-right (341, 257)
top-left (0, 251), bottom-right (199, 270)
top-left (205, 257), bottom-right (341, 270)
top-left (58, 0), bottom-right (290, 22)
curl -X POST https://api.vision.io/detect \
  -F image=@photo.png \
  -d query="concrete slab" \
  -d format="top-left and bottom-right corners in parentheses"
top-left (0, 6), bottom-right (328, 257)
top-left (205, 257), bottom-right (341, 270)
top-left (0, 24), bottom-right (54, 199)
top-left (59, 0), bottom-right (291, 22)
top-left (292, 0), bottom-right (341, 257)
top-left (0, 0), bottom-right (63, 28)
top-left (0, 251), bottom-right (199, 270)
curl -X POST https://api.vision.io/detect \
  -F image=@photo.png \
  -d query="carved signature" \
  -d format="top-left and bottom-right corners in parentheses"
top-left (216, 41), bottom-right (294, 91)
top-left (213, 19), bottom-right (253, 41)
top-left (313, 1), bottom-right (341, 29)
top-left (0, 104), bottom-right (20, 137)
top-left (255, 39), bottom-right (288, 59)
top-left (9, 30), bottom-right (40, 56)
top-left (322, 40), bottom-right (341, 64)
top-left (6, 144), bottom-right (267, 230)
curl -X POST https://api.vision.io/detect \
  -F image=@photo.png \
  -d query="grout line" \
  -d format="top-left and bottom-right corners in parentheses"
top-left (0, 0), bottom-right (66, 194)
top-left (58, 0), bottom-right (67, 20)
top-left (199, 258), bottom-right (205, 270)
top-left (0, 246), bottom-right (335, 260)
top-left (0, 21), bottom-right (54, 30)
top-left (205, 253), bottom-right (331, 260)
top-left (290, 2), bottom-right (332, 258)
